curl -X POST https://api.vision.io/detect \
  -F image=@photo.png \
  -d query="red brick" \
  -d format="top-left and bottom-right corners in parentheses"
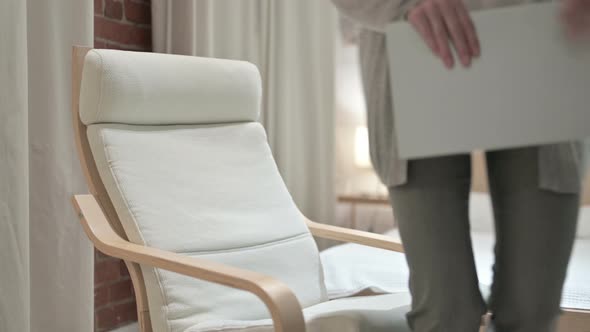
top-left (94, 248), bottom-right (111, 261)
top-left (114, 301), bottom-right (138, 322)
top-left (104, 42), bottom-right (124, 50)
top-left (96, 306), bottom-right (117, 330)
top-left (104, 0), bottom-right (123, 20)
top-left (95, 16), bottom-right (151, 48)
top-left (95, 259), bottom-right (121, 285)
top-left (94, 0), bottom-right (103, 14)
top-left (96, 301), bottom-right (138, 331)
top-left (125, 0), bottom-right (151, 24)
top-left (95, 285), bottom-right (109, 308)
top-left (110, 279), bottom-right (134, 302)
top-left (120, 259), bottom-right (131, 276)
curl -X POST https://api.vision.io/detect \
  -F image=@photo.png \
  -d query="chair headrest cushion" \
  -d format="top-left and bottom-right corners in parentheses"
top-left (80, 49), bottom-right (261, 125)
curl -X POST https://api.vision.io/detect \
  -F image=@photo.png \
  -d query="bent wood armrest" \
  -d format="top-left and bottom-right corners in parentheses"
top-left (72, 194), bottom-right (305, 332)
top-left (305, 219), bottom-right (404, 253)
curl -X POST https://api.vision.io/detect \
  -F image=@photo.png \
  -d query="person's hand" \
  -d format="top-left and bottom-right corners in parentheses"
top-left (561, 0), bottom-right (590, 39)
top-left (407, 0), bottom-right (480, 69)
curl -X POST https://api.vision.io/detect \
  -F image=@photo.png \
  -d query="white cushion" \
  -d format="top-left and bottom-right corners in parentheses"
top-left (186, 293), bottom-right (412, 332)
top-left (469, 192), bottom-right (495, 233)
top-left (320, 229), bottom-right (590, 310)
top-left (87, 123), bottom-right (327, 331)
top-left (321, 230), bottom-right (408, 300)
top-left (80, 49), bottom-right (261, 125)
top-left (575, 207), bottom-right (590, 239)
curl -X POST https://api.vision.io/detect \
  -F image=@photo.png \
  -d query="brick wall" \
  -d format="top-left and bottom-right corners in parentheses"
top-left (94, 251), bottom-right (138, 331)
top-left (93, 0), bottom-right (151, 330)
top-left (95, 0), bottom-right (151, 51)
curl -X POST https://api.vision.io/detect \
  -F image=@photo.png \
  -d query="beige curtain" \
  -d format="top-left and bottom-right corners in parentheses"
top-left (0, 1), bottom-right (29, 331)
top-left (152, 0), bottom-right (337, 227)
top-left (0, 1), bottom-right (94, 331)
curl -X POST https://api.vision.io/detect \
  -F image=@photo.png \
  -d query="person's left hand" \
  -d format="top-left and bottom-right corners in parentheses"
top-left (561, 0), bottom-right (590, 39)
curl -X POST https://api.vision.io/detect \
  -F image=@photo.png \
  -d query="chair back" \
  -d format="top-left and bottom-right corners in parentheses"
top-left (73, 48), bottom-right (327, 332)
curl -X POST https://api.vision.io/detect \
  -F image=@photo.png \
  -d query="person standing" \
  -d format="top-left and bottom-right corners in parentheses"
top-left (330, 0), bottom-right (590, 331)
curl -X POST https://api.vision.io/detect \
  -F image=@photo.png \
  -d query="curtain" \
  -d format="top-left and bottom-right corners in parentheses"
top-left (0, 1), bottom-right (29, 331)
top-left (152, 0), bottom-right (337, 229)
top-left (0, 1), bottom-right (94, 331)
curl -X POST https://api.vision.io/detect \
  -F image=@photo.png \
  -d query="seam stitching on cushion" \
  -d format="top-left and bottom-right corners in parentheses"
top-left (95, 50), bottom-right (105, 123)
top-left (99, 128), bottom-right (149, 245)
top-left (175, 232), bottom-right (311, 256)
top-left (98, 128), bottom-right (171, 332)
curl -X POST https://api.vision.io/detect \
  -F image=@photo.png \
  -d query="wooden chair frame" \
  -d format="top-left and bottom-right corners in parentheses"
top-left (71, 46), bottom-right (405, 332)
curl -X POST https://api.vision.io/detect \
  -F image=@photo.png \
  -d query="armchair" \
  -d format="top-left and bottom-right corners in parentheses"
top-left (71, 46), bottom-right (409, 332)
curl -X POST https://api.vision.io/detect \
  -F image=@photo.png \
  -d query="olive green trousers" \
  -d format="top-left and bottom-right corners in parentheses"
top-left (389, 147), bottom-right (579, 332)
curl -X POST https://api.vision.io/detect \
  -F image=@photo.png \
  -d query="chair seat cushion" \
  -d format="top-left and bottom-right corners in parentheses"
top-left (186, 293), bottom-right (412, 332)
top-left (320, 229), bottom-right (590, 310)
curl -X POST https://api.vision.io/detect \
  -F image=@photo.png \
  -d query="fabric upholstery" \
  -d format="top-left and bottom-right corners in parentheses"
top-left (320, 228), bottom-right (590, 310)
top-left (577, 208), bottom-right (590, 238)
top-left (186, 293), bottom-right (412, 332)
top-left (87, 123), bottom-right (328, 331)
top-left (79, 49), bottom-right (261, 125)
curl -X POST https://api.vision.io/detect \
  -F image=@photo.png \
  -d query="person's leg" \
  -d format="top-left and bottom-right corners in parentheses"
top-left (486, 147), bottom-right (579, 332)
top-left (389, 155), bottom-right (486, 332)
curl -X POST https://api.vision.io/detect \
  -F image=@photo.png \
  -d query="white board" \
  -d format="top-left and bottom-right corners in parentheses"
top-left (386, 2), bottom-right (590, 159)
